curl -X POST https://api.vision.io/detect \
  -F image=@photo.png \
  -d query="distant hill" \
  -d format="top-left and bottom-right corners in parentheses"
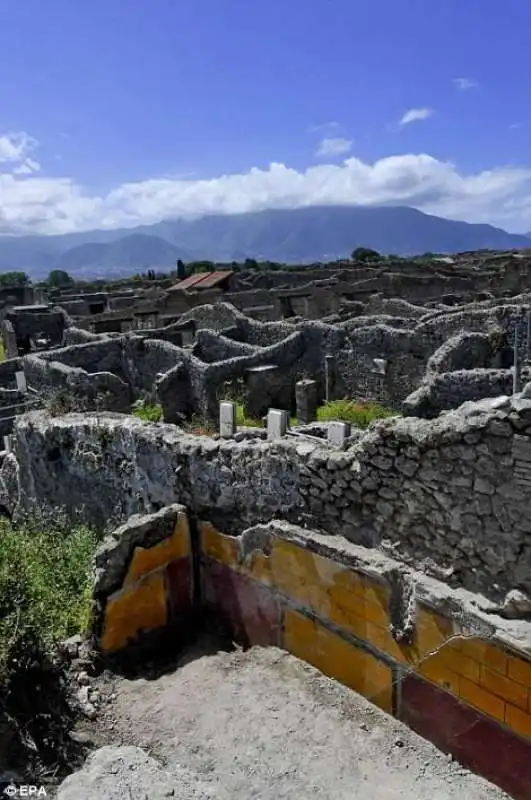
top-left (0, 205), bottom-right (529, 278)
top-left (57, 234), bottom-right (190, 273)
top-left (147, 206), bottom-right (531, 263)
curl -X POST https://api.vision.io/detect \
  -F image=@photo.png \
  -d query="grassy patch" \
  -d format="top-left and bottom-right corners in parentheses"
top-left (183, 414), bottom-right (217, 436)
top-left (0, 340), bottom-right (5, 362)
top-left (317, 399), bottom-right (397, 427)
top-left (235, 403), bottom-right (264, 428)
top-left (0, 515), bottom-right (97, 682)
top-left (132, 400), bottom-right (163, 423)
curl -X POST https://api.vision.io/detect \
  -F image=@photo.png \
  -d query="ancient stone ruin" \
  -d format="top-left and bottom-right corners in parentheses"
top-left (2, 254), bottom-right (531, 798)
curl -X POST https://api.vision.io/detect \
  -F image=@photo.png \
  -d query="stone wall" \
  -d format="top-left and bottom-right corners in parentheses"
top-left (12, 298), bottom-right (531, 429)
top-left (403, 369), bottom-right (515, 418)
top-left (23, 354), bottom-right (131, 414)
top-left (5, 391), bottom-right (531, 604)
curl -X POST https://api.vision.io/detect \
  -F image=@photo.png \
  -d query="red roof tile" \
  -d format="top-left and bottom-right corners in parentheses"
top-left (168, 271), bottom-right (233, 292)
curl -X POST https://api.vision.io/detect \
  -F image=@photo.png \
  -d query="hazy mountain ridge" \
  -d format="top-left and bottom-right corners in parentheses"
top-left (0, 206), bottom-right (529, 278)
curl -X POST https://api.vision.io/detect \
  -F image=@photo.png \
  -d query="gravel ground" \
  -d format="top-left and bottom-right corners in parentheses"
top-left (58, 642), bottom-right (511, 799)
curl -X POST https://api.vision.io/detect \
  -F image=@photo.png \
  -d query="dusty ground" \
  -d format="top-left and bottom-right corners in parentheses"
top-left (57, 636), bottom-right (512, 799)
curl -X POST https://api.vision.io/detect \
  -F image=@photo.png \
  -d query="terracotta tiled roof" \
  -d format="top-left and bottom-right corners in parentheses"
top-left (168, 271), bottom-right (233, 291)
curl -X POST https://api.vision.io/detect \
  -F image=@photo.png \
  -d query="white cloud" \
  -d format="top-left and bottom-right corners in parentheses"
top-left (399, 108), bottom-right (434, 125)
top-left (307, 121), bottom-right (341, 133)
top-left (453, 77), bottom-right (477, 91)
top-left (13, 158), bottom-right (41, 175)
top-left (315, 137), bottom-right (352, 158)
top-left (1, 133), bottom-right (531, 234)
top-left (0, 132), bottom-right (41, 177)
top-left (0, 132), bottom-right (35, 162)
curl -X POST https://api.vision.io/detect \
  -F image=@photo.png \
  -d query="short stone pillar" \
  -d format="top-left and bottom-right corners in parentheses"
top-left (328, 421), bottom-right (350, 450)
top-left (372, 358), bottom-right (387, 376)
top-left (181, 329), bottom-right (194, 347)
top-left (15, 371), bottom-right (27, 392)
top-left (267, 409), bottom-right (289, 441)
top-left (2, 320), bottom-right (18, 359)
top-left (219, 401), bottom-right (236, 438)
top-left (3, 435), bottom-right (12, 452)
top-left (295, 379), bottom-right (318, 424)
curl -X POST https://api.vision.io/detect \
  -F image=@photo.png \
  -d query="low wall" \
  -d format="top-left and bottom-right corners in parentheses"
top-left (6, 394), bottom-right (531, 603)
top-left (403, 369), bottom-right (515, 418)
top-left (93, 507), bottom-right (531, 799)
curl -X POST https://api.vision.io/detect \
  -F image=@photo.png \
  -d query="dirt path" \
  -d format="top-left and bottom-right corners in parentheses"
top-left (58, 639), bottom-right (511, 799)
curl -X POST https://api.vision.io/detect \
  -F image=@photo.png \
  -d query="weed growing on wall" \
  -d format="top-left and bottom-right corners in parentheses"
top-left (132, 400), bottom-right (164, 422)
top-left (183, 414), bottom-right (217, 435)
top-left (317, 399), bottom-right (397, 427)
top-left (0, 515), bottom-right (97, 682)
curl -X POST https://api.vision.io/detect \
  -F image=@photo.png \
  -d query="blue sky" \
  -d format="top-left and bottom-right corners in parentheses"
top-left (0, 0), bottom-right (530, 234)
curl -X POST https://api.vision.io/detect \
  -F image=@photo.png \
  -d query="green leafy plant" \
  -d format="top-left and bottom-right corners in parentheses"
top-left (132, 400), bottom-right (163, 422)
top-left (0, 515), bottom-right (97, 682)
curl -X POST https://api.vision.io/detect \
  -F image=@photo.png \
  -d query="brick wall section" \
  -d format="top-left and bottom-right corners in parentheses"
top-left (199, 520), bottom-right (531, 799)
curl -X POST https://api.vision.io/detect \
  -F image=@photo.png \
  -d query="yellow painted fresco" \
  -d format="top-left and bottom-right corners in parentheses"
top-left (200, 521), bottom-right (239, 566)
top-left (101, 570), bottom-right (167, 653)
top-left (438, 645), bottom-right (480, 682)
top-left (124, 512), bottom-right (191, 586)
top-left (198, 521), bottom-right (531, 742)
top-left (459, 676), bottom-right (506, 723)
top-left (447, 637), bottom-right (508, 675)
top-left (417, 657), bottom-right (460, 695)
top-left (283, 608), bottom-right (393, 713)
top-left (480, 665), bottom-right (528, 710)
top-left (271, 540), bottom-right (336, 616)
top-left (240, 546), bottom-right (274, 584)
top-left (506, 703), bottom-right (531, 740)
top-left (507, 654), bottom-right (531, 688)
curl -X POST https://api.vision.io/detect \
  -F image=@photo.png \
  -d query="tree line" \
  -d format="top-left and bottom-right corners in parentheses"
top-left (0, 249), bottom-right (444, 291)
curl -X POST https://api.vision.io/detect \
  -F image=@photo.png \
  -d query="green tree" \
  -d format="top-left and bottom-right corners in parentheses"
top-left (46, 269), bottom-right (74, 288)
top-left (0, 271), bottom-right (29, 286)
top-left (188, 260), bottom-right (214, 274)
top-left (351, 247), bottom-right (381, 263)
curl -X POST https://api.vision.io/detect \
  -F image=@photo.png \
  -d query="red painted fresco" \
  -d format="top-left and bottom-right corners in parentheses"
top-left (202, 558), bottom-right (282, 647)
top-left (165, 557), bottom-right (193, 620)
top-left (401, 672), bottom-right (531, 800)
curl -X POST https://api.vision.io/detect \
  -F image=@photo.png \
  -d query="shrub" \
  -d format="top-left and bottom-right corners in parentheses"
top-left (0, 515), bottom-right (97, 682)
top-left (317, 399), bottom-right (397, 427)
top-left (132, 400), bottom-right (163, 422)
top-left (351, 247), bottom-right (381, 263)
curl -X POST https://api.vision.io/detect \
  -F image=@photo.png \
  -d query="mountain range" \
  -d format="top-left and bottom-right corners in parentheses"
top-left (0, 205), bottom-right (530, 279)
